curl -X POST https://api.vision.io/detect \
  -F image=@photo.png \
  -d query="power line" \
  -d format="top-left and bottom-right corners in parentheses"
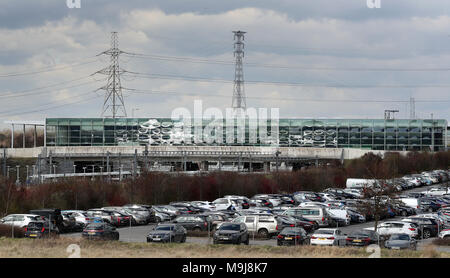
top-left (124, 71), bottom-right (450, 89)
top-left (123, 52), bottom-right (450, 72)
top-left (0, 74), bottom-right (100, 99)
top-left (0, 57), bottom-right (99, 78)
top-left (126, 88), bottom-right (450, 103)
top-left (0, 91), bottom-right (101, 117)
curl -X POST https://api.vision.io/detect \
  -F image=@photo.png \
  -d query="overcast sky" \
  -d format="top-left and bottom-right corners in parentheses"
top-left (0, 0), bottom-right (450, 128)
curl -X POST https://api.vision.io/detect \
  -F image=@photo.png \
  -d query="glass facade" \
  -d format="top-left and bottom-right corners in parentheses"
top-left (45, 118), bottom-right (448, 151)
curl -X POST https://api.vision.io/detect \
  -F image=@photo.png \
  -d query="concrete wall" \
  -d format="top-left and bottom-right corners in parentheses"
top-left (1, 146), bottom-right (409, 160)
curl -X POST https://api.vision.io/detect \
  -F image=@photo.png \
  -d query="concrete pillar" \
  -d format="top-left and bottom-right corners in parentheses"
top-left (11, 124), bottom-right (14, 149)
top-left (201, 161), bottom-right (209, 171)
top-left (264, 162), bottom-right (270, 172)
top-left (23, 124), bottom-right (26, 148)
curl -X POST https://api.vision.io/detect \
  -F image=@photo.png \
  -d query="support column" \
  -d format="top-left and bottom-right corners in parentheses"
top-left (11, 124), bottom-right (14, 149)
top-left (264, 161), bottom-right (270, 172)
top-left (23, 124), bottom-right (26, 148)
top-left (34, 125), bottom-right (37, 148)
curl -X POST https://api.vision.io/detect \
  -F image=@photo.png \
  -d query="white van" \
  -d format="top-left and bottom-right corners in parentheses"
top-left (283, 207), bottom-right (330, 227)
top-left (346, 179), bottom-right (378, 189)
top-left (399, 198), bottom-right (420, 210)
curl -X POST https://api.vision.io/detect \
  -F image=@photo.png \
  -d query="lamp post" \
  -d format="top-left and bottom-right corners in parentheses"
top-left (16, 165), bottom-right (20, 185)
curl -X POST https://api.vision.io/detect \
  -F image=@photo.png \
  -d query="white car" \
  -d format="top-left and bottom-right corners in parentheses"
top-left (423, 188), bottom-right (449, 196)
top-left (62, 210), bottom-right (90, 227)
top-left (212, 198), bottom-right (238, 211)
top-left (190, 201), bottom-right (216, 211)
top-left (438, 229), bottom-right (450, 239)
top-left (310, 228), bottom-right (347, 246)
top-left (0, 214), bottom-right (42, 228)
top-left (327, 208), bottom-right (351, 226)
top-left (365, 221), bottom-right (419, 238)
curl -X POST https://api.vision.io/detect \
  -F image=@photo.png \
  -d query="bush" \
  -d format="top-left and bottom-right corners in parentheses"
top-left (0, 224), bottom-right (25, 238)
top-left (432, 238), bottom-right (450, 246)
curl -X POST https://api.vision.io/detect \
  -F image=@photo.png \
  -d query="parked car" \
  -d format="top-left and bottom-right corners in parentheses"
top-left (401, 217), bottom-right (440, 239)
top-left (365, 221), bottom-right (419, 239)
top-left (275, 215), bottom-right (315, 233)
top-left (152, 205), bottom-right (180, 219)
top-left (171, 215), bottom-right (212, 231)
top-left (29, 209), bottom-right (64, 232)
top-left (82, 223), bottom-right (119, 240)
top-left (310, 228), bottom-right (347, 246)
top-left (384, 234), bottom-right (417, 250)
top-left (213, 222), bottom-right (249, 245)
top-left (61, 210), bottom-right (91, 228)
top-left (231, 214), bottom-right (277, 238)
top-left (24, 221), bottom-right (59, 238)
top-left (277, 227), bottom-right (309, 246)
top-left (146, 223), bottom-right (187, 243)
top-left (0, 214), bottom-right (41, 229)
top-left (438, 229), bottom-right (450, 239)
top-left (345, 230), bottom-right (379, 247)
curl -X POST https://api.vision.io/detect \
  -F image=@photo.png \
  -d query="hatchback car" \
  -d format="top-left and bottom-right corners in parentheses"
top-left (384, 234), bottom-right (417, 250)
top-left (82, 223), bottom-right (119, 240)
top-left (24, 221), bottom-right (59, 239)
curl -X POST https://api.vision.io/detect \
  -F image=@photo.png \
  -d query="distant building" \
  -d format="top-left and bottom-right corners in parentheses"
top-left (44, 118), bottom-right (448, 152)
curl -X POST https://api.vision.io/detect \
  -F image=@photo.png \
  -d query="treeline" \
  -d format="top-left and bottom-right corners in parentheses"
top-left (0, 129), bottom-right (44, 148)
top-left (0, 150), bottom-right (448, 216)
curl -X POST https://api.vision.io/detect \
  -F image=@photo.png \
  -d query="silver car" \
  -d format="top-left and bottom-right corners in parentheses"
top-left (384, 234), bottom-right (417, 250)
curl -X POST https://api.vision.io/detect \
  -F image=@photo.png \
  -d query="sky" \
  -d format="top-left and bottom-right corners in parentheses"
top-left (0, 0), bottom-right (450, 128)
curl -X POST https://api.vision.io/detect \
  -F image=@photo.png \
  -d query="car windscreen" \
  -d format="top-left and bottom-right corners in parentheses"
top-left (85, 224), bottom-right (104, 230)
top-left (27, 222), bottom-right (45, 230)
top-left (390, 234), bottom-right (410, 240)
top-left (281, 227), bottom-right (303, 234)
top-left (316, 230), bottom-right (334, 235)
top-left (155, 225), bottom-right (174, 231)
top-left (350, 231), bottom-right (371, 237)
top-left (219, 224), bottom-right (240, 231)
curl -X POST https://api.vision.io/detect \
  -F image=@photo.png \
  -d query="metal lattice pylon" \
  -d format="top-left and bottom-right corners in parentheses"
top-left (232, 31), bottom-right (246, 111)
top-left (98, 32), bottom-right (127, 118)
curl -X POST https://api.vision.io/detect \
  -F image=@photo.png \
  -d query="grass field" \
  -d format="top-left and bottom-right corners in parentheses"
top-left (0, 237), bottom-right (448, 258)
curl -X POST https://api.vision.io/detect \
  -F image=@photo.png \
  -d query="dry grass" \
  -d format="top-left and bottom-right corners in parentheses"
top-left (0, 237), bottom-right (449, 258)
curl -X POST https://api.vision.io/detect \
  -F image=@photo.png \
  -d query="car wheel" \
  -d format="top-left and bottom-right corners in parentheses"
top-left (193, 227), bottom-right (202, 232)
top-left (428, 208), bottom-right (433, 213)
top-left (181, 235), bottom-right (186, 243)
top-left (257, 229), bottom-right (269, 239)
top-left (401, 211), bottom-right (407, 217)
top-left (423, 229), bottom-right (431, 239)
top-left (155, 217), bottom-right (161, 223)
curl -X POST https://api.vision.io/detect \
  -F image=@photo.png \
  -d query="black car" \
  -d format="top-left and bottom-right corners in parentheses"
top-left (172, 214), bottom-right (212, 231)
top-left (82, 223), bottom-right (119, 240)
top-left (147, 224), bottom-right (187, 243)
top-left (345, 230), bottom-right (379, 247)
top-left (275, 215), bottom-right (315, 233)
top-left (213, 222), bottom-right (249, 245)
top-left (25, 221), bottom-right (59, 239)
top-left (277, 227), bottom-right (309, 246)
top-left (403, 217), bottom-right (440, 239)
top-left (29, 209), bottom-right (64, 233)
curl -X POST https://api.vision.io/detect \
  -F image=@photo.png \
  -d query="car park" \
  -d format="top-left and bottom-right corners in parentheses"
top-left (213, 222), bottom-right (249, 245)
top-left (277, 227), bottom-right (309, 246)
top-left (310, 228), bottom-right (347, 246)
top-left (384, 234), bottom-right (417, 250)
top-left (82, 223), bottom-right (119, 240)
top-left (146, 224), bottom-right (187, 243)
